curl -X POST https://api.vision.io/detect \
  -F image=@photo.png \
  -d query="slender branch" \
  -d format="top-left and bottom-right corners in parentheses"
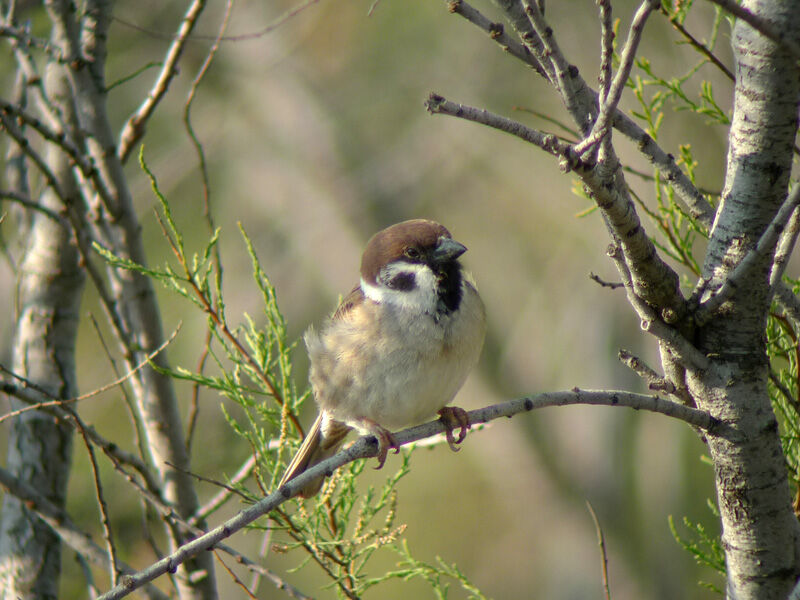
top-left (575, 0), bottom-right (658, 157)
top-left (0, 464), bottom-right (169, 600)
top-left (76, 418), bottom-right (120, 587)
top-left (98, 391), bottom-right (717, 600)
top-left (0, 189), bottom-right (66, 224)
top-left (445, 0), bottom-right (548, 78)
top-left (597, 0), bottom-right (614, 105)
top-left (191, 454), bottom-right (257, 524)
top-left (706, 0), bottom-right (800, 60)
top-left (118, 0), bottom-right (206, 163)
top-left (0, 364), bottom-right (163, 495)
top-left (520, 0), bottom-right (581, 128)
top-left (770, 202), bottom-right (800, 288)
top-left (442, 0), bottom-right (714, 227)
top-left (585, 501), bottom-right (611, 600)
top-left (606, 244), bottom-right (707, 371)
top-left (425, 93), bottom-right (583, 168)
top-left (660, 7), bottom-right (734, 81)
top-left (589, 272), bottom-right (624, 290)
top-left (696, 182), bottom-right (800, 324)
top-left (427, 92), bottom-right (687, 317)
top-left (0, 325), bottom-right (179, 424)
top-left (619, 349), bottom-right (675, 394)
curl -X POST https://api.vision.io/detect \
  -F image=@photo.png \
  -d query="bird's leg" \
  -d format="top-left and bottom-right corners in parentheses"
top-left (358, 418), bottom-right (399, 469)
top-left (437, 406), bottom-right (471, 452)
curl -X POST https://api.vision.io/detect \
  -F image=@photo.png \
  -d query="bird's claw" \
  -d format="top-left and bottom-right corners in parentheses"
top-left (361, 420), bottom-right (399, 469)
top-left (438, 406), bottom-right (471, 452)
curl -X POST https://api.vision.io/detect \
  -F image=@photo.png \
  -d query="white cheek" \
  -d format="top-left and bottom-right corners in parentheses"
top-left (361, 263), bottom-right (438, 313)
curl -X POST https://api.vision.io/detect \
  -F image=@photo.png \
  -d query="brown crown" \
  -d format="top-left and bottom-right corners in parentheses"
top-left (360, 219), bottom-right (452, 284)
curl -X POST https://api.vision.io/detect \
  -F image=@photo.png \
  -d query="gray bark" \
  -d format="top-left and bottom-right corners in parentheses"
top-left (687, 0), bottom-right (800, 597)
top-left (0, 65), bottom-right (84, 600)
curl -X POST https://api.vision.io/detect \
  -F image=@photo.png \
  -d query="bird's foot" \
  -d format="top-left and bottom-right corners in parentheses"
top-left (437, 406), bottom-right (471, 452)
top-left (359, 419), bottom-right (399, 469)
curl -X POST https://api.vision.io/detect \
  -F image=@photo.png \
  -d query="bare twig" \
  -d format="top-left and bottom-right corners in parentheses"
top-left (0, 189), bottom-right (66, 224)
top-left (586, 500), bottom-right (612, 600)
top-left (191, 454), bottom-right (257, 524)
top-left (589, 272), bottom-right (624, 290)
top-left (442, 0), bottom-right (714, 227)
top-left (0, 464), bottom-right (169, 600)
top-left (705, 0), bottom-right (800, 60)
top-left (97, 391), bottom-right (717, 600)
top-left (597, 0), bottom-right (614, 105)
top-left (606, 244), bottom-right (707, 371)
top-left (76, 419), bottom-right (120, 587)
top-left (574, 0), bottom-right (658, 158)
top-left (770, 202), bottom-right (800, 288)
top-left (660, 7), bottom-right (734, 81)
top-left (182, 0), bottom-right (231, 455)
top-left (697, 182), bottom-right (800, 324)
top-left (427, 92), bottom-right (686, 317)
top-left (0, 325), bottom-right (180, 424)
top-left (118, 0), bottom-right (206, 163)
top-left (619, 349), bottom-right (672, 392)
top-left (445, 0), bottom-right (548, 78)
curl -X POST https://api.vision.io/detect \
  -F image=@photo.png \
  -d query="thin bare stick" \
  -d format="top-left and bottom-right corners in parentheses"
top-left (427, 92), bottom-right (687, 319)
top-left (76, 418), bottom-right (120, 587)
top-left (586, 501), bottom-right (612, 600)
top-left (214, 551), bottom-right (259, 600)
top-left (191, 454), bottom-right (257, 524)
top-left (770, 203), bottom-right (800, 288)
top-left (590, 272), bottom-right (624, 290)
top-left (574, 0), bottom-right (658, 157)
top-left (118, 0), bottom-right (206, 163)
top-left (597, 0), bottom-right (614, 104)
top-left (97, 390), bottom-right (717, 600)
top-left (181, 1), bottom-right (231, 453)
top-left (0, 189), bottom-right (66, 224)
top-left (445, 0), bottom-right (548, 78)
top-left (0, 325), bottom-right (180, 424)
top-left (0, 464), bottom-right (169, 600)
top-left (706, 0), bottom-right (800, 60)
top-left (443, 0), bottom-right (714, 227)
top-left (660, 7), bottom-right (734, 81)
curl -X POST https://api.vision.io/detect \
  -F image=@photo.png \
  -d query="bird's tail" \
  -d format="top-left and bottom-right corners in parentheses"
top-left (278, 413), bottom-right (351, 498)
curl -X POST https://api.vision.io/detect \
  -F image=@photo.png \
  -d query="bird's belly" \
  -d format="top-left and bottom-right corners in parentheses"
top-left (313, 317), bottom-right (477, 432)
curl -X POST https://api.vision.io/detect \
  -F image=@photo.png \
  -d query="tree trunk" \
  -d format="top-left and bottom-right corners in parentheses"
top-left (0, 65), bottom-right (84, 600)
top-left (687, 1), bottom-right (800, 597)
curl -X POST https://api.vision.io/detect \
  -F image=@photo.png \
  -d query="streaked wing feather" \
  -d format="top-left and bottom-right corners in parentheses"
top-left (332, 285), bottom-right (365, 321)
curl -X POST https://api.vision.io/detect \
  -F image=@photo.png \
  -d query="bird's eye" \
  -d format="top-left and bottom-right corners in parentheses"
top-left (403, 247), bottom-right (421, 260)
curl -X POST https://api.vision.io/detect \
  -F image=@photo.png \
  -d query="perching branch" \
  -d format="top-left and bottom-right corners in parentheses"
top-left (98, 391), bottom-right (717, 600)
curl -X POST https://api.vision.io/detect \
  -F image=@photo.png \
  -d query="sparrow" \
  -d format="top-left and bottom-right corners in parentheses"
top-left (279, 219), bottom-right (486, 497)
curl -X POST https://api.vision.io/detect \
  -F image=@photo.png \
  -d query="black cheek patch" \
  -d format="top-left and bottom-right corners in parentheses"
top-left (387, 272), bottom-right (416, 291)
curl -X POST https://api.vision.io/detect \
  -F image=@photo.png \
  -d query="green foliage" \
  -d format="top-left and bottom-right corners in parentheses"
top-left (668, 512), bottom-right (725, 594)
top-left (93, 148), bottom-right (484, 598)
top-left (767, 283), bottom-right (800, 491)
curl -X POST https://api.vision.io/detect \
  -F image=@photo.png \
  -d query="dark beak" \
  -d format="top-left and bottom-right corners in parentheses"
top-left (431, 237), bottom-right (467, 263)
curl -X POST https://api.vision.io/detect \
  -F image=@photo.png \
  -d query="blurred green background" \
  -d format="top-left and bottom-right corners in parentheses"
top-left (0, 0), bottom-right (736, 597)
